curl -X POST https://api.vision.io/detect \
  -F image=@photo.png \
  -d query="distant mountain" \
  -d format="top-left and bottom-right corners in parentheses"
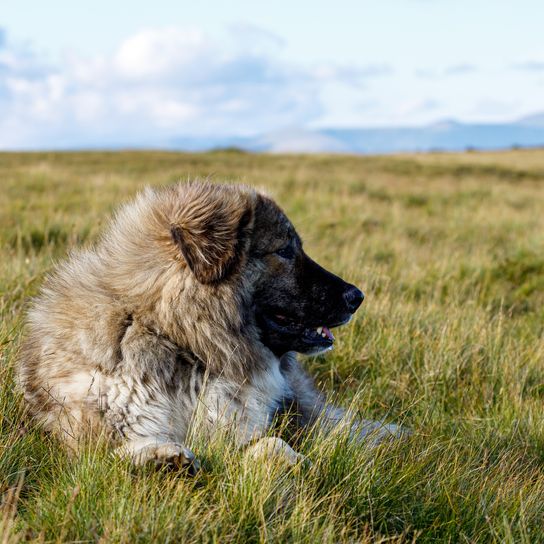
top-left (518, 113), bottom-right (544, 128)
top-left (169, 113), bottom-right (544, 154)
top-left (250, 128), bottom-right (348, 153)
top-left (255, 118), bottom-right (544, 154)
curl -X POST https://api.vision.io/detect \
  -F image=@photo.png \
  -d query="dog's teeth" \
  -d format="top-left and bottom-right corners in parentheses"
top-left (316, 326), bottom-right (323, 334)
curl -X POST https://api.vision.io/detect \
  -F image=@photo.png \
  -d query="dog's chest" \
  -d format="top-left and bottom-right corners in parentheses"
top-left (199, 359), bottom-right (292, 444)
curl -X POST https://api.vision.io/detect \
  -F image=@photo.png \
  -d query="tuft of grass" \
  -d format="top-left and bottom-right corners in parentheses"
top-left (1, 149), bottom-right (544, 542)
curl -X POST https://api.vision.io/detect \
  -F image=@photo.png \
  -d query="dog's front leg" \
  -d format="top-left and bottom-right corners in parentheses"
top-left (319, 405), bottom-right (406, 445)
top-left (280, 353), bottom-right (405, 445)
top-left (244, 437), bottom-right (307, 466)
top-left (104, 380), bottom-right (200, 472)
top-left (107, 319), bottom-right (199, 472)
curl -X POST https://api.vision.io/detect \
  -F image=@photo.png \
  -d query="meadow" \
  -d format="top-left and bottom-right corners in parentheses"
top-left (1, 149), bottom-right (543, 542)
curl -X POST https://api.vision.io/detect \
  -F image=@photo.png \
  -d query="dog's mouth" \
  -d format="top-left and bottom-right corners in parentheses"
top-left (261, 311), bottom-right (352, 351)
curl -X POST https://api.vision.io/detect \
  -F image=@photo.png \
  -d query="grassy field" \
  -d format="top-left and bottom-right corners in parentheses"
top-left (1, 149), bottom-right (544, 542)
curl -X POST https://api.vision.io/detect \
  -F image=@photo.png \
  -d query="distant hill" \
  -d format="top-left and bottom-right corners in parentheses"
top-left (170, 114), bottom-right (544, 154)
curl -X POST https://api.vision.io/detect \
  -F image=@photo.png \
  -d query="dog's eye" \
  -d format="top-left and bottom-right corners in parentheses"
top-left (275, 242), bottom-right (295, 260)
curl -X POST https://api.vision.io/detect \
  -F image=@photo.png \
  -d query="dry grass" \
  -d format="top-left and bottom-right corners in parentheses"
top-left (1, 149), bottom-right (544, 542)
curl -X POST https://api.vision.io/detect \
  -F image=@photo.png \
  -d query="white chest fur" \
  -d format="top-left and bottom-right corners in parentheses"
top-left (197, 357), bottom-right (292, 444)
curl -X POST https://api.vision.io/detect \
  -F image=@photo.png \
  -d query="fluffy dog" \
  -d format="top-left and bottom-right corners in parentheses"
top-left (18, 181), bottom-right (398, 470)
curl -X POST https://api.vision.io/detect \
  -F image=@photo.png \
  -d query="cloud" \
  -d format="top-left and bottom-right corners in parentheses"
top-left (470, 98), bottom-right (519, 117)
top-left (512, 61), bottom-right (544, 72)
top-left (414, 68), bottom-right (438, 79)
top-left (415, 64), bottom-right (477, 79)
top-left (0, 25), bottom-right (389, 149)
top-left (395, 98), bottom-right (441, 117)
top-left (444, 63), bottom-right (477, 75)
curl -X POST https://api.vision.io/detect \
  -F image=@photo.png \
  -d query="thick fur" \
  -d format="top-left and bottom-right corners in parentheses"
top-left (18, 181), bottom-right (398, 467)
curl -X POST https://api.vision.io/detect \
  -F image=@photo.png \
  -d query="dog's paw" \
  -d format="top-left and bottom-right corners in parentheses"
top-left (151, 442), bottom-right (201, 474)
top-left (124, 441), bottom-right (201, 475)
top-left (354, 421), bottom-right (411, 447)
top-left (244, 437), bottom-right (309, 467)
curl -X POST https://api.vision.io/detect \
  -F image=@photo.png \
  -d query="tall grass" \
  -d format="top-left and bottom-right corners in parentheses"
top-left (1, 149), bottom-right (543, 542)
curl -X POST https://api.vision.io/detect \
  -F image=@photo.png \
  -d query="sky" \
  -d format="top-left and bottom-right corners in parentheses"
top-left (1, 0), bottom-right (544, 148)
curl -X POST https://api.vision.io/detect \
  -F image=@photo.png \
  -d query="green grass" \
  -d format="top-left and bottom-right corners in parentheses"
top-left (1, 149), bottom-right (544, 542)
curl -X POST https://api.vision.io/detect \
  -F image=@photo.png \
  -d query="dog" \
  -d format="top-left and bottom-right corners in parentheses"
top-left (18, 181), bottom-right (400, 471)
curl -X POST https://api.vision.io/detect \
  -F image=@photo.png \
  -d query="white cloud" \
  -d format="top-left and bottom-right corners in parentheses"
top-left (512, 61), bottom-right (544, 72)
top-left (0, 25), bottom-right (390, 149)
top-left (113, 28), bottom-right (209, 80)
top-left (415, 64), bottom-right (478, 79)
top-left (444, 63), bottom-right (477, 75)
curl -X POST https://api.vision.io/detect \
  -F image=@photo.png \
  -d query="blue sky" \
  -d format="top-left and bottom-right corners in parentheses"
top-left (1, 0), bottom-right (543, 148)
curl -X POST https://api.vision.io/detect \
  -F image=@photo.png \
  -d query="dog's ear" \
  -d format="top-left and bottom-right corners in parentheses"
top-left (170, 185), bottom-right (254, 284)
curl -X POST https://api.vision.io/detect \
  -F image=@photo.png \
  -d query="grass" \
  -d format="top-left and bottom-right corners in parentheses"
top-left (1, 149), bottom-right (544, 542)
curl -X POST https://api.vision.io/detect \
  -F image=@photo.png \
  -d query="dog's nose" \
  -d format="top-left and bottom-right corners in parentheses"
top-left (344, 286), bottom-right (364, 313)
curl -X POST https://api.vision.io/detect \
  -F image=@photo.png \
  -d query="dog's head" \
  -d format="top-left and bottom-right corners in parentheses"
top-left (169, 183), bottom-right (363, 356)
